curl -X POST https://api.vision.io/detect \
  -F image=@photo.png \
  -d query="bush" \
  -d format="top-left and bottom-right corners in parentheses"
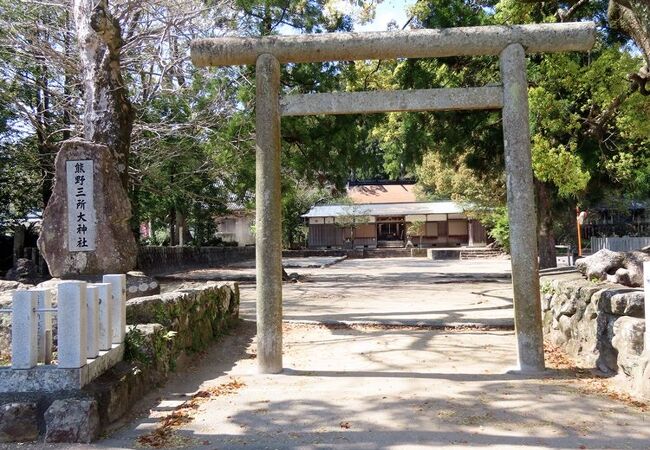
top-left (486, 208), bottom-right (510, 253)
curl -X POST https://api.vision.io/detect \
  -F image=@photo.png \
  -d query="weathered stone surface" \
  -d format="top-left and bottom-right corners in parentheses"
top-left (37, 139), bottom-right (136, 277)
top-left (612, 317), bottom-right (645, 356)
top-left (0, 402), bottom-right (38, 443)
top-left (634, 357), bottom-right (650, 400)
top-left (125, 271), bottom-right (160, 300)
top-left (85, 360), bottom-right (144, 424)
top-left (191, 22), bottom-right (596, 66)
top-left (597, 314), bottom-right (619, 373)
top-left (500, 42), bottom-right (544, 373)
top-left (0, 282), bottom-right (32, 361)
top-left (576, 248), bottom-right (650, 287)
top-left (282, 87), bottom-right (503, 116)
top-left (126, 295), bottom-right (164, 324)
top-left (609, 291), bottom-right (644, 317)
top-left (44, 398), bottom-right (100, 443)
top-left (0, 280), bottom-right (23, 292)
top-left (541, 272), bottom-right (648, 399)
top-left (0, 344), bottom-right (124, 393)
top-left (255, 53), bottom-right (283, 374)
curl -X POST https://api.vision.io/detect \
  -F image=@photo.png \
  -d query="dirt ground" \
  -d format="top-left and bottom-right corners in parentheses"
top-left (239, 258), bottom-right (514, 327)
top-left (21, 258), bottom-right (650, 449)
top-left (94, 321), bottom-right (649, 450)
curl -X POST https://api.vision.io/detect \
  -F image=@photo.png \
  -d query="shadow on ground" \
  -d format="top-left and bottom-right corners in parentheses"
top-left (94, 323), bottom-right (649, 450)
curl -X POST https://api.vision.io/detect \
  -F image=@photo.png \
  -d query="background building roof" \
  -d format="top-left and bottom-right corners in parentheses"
top-left (302, 201), bottom-right (464, 218)
top-left (346, 183), bottom-right (416, 204)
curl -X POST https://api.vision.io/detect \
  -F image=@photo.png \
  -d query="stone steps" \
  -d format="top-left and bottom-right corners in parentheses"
top-left (376, 241), bottom-right (405, 248)
top-left (459, 249), bottom-right (503, 260)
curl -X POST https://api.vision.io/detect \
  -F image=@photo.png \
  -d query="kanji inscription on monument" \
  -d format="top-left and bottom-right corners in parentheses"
top-left (66, 160), bottom-right (96, 251)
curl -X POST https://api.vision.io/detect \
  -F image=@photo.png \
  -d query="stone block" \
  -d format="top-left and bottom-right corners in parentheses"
top-left (94, 282), bottom-right (113, 351)
top-left (577, 284), bottom-right (603, 304)
top-left (612, 317), bottom-right (645, 376)
top-left (0, 343), bottom-right (124, 393)
top-left (558, 296), bottom-right (579, 318)
top-left (220, 287), bottom-right (231, 313)
top-left (612, 317), bottom-right (645, 357)
top-left (596, 314), bottom-right (619, 373)
top-left (0, 402), bottom-right (38, 443)
top-left (592, 287), bottom-right (638, 314)
top-left (45, 398), bottom-right (100, 443)
top-left (57, 281), bottom-right (88, 369)
top-left (126, 295), bottom-right (163, 324)
top-left (11, 290), bottom-right (38, 369)
top-left (85, 363), bottom-right (131, 424)
top-left (557, 315), bottom-right (572, 343)
top-left (551, 293), bottom-right (568, 320)
top-left (86, 285), bottom-right (100, 358)
top-left (104, 274), bottom-right (126, 345)
top-left (609, 291), bottom-right (644, 317)
top-left (125, 272), bottom-right (160, 300)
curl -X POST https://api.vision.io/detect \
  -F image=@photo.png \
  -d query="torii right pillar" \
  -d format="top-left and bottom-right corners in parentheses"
top-left (500, 43), bottom-right (545, 372)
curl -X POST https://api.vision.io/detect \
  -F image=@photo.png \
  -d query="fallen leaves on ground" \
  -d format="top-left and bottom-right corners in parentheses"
top-left (339, 421), bottom-right (351, 429)
top-left (136, 378), bottom-right (246, 448)
top-left (544, 341), bottom-right (647, 412)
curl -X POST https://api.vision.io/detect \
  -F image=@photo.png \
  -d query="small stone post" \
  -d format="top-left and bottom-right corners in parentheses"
top-left (11, 290), bottom-right (38, 369)
top-left (499, 43), bottom-right (545, 372)
top-left (57, 281), bottom-right (88, 368)
top-left (103, 274), bottom-right (126, 344)
top-left (255, 53), bottom-right (283, 374)
top-left (643, 261), bottom-right (650, 355)
top-left (86, 285), bottom-right (100, 358)
top-left (93, 283), bottom-right (113, 351)
top-left (34, 288), bottom-right (53, 364)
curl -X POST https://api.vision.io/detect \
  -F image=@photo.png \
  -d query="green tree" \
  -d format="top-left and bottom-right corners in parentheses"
top-left (387, 0), bottom-right (649, 267)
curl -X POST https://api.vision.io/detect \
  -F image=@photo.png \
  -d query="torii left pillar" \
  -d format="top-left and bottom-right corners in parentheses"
top-left (255, 53), bottom-right (283, 373)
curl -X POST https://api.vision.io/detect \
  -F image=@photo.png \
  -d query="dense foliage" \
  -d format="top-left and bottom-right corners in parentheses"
top-left (0, 0), bottom-right (647, 262)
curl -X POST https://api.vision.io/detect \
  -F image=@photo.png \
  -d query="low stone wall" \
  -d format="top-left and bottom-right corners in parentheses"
top-left (0, 282), bottom-right (240, 443)
top-left (137, 245), bottom-right (255, 272)
top-left (284, 248), bottom-right (428, 259)
top-left (282, 249), bottom-right (347, 258)
top-left (540, 270), bottom-right (648, 399)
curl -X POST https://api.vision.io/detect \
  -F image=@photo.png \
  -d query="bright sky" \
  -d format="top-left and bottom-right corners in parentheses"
top-left (356, 0), bottom-right (417, 32)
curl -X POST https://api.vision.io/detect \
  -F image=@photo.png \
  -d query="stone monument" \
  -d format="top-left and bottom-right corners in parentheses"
top-left (38, 139), bottom-right (136, 277)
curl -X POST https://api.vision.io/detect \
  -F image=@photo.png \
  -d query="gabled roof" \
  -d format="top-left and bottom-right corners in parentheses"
top-left (346, 183), bottom-right (416, 204)
top-left (302, 201), bottom-right (464, 218)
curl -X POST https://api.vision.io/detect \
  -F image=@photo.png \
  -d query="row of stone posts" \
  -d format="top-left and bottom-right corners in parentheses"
top-left (7, 275), bottom-right (126, 370)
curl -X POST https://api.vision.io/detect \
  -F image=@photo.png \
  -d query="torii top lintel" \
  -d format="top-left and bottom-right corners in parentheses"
top-left (191, 22), bottom-right (595, 67)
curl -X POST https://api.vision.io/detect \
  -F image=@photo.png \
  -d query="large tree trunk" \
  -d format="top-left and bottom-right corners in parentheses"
top-left (34, 46), bottom-right (55, 207)
top-left (535, 179), bottom-right (557, 269)
top-left (608, 1), bottom-right (649, 95)
top-left (609, 0), bottom-right (650, 70)
top-left (73, 0), bottom-right (133, 190)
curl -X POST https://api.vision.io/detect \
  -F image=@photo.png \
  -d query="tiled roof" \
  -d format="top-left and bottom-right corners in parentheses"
top-left (302, 201), bottom-right (464, 218)
top-left (346, 184), bottom-right (416, 203)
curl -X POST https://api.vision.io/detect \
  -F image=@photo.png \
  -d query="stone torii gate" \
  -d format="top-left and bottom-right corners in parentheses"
top-left (191, 22), bottom-right (595, 374)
